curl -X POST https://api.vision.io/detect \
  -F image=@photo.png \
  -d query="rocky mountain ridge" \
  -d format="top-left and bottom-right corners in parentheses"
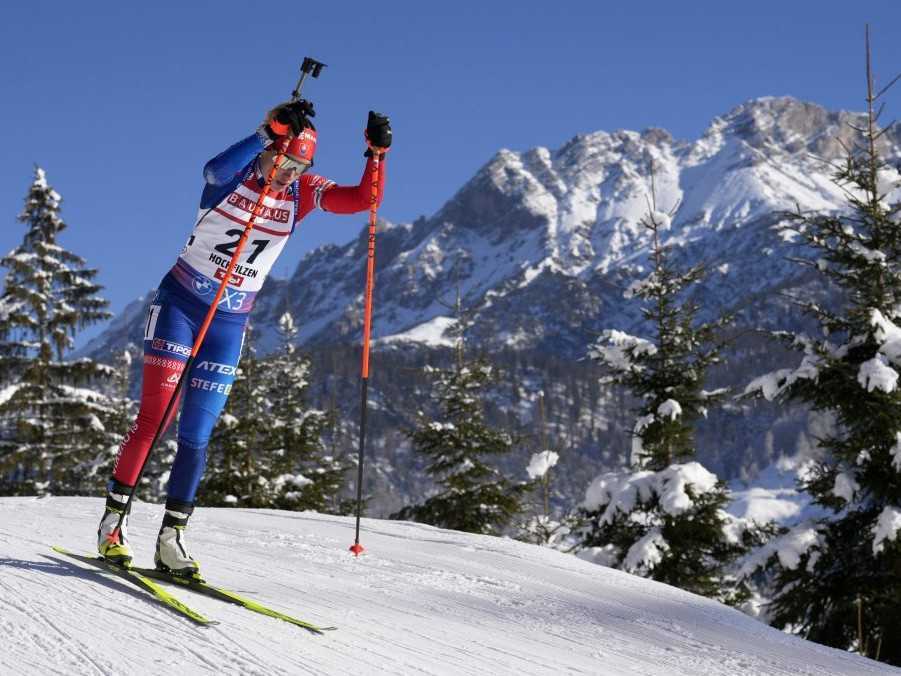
top-left (84, 97), bottom-right (901, 359)
top-left (79, 97), bottom-right (901, 514)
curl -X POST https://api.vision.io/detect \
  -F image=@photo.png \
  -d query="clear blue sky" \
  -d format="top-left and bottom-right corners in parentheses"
top-left (3, 1), bottom-right (901, 344)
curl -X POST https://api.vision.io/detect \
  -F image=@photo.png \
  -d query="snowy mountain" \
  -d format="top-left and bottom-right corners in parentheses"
top-left (251, 96), bottom-right (900, 355)
top-left (2, 496), bottom-right (896, 675)
top-left (76, 96), bottom-right (901, 511)
top-left (83, 97), bottom-right (901, 359)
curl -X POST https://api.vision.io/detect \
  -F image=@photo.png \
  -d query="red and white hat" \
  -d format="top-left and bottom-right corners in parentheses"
top-left (278, 129), bottom-right (317, 163)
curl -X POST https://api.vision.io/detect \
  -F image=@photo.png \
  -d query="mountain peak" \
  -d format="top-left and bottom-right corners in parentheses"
top-left (711, 96), bottom-right (856, 156)
top-left (88, 96), bottom-right (901, 358)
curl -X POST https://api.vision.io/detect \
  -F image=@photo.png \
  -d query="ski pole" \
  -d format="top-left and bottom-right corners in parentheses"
top-left (108, 59), bottom-right (326, 545)
top-left (349, 142), bottom-right (384, 557)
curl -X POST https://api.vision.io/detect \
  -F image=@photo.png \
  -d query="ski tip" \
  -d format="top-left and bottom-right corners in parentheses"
top-left (303, 626), bottom-right (335, 636)
top-left (50, 545), bottom-right (88, 558)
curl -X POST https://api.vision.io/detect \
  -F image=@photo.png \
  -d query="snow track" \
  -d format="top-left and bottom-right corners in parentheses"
top-left (1, 497), bottom-right (896, 675)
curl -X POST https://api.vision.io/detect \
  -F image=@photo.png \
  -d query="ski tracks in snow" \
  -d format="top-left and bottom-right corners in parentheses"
top-left (0, 560), bottom-right (111, 675)
top-left (2, 498), bottom-right (898, 676)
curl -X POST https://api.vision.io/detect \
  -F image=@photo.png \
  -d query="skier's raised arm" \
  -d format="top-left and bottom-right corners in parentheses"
top-left (316, 112), bottom-right (391, 214)
top-left (291, 111), bottom-right (391, 218)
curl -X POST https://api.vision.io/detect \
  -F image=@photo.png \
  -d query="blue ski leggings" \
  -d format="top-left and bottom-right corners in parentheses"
top-left (112, 281), bottom-right (246, 504)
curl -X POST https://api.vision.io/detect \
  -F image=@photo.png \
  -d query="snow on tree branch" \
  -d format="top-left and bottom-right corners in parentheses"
top-left (831, 471), bottom-right (860, 503)
top-left (871, 309), bottom-right (901, 365)
top-left (623, 528), bottom-right (669, 573)
top-left (656, 399), bottom-right (682, 420)
top-left (872, 506), bottom-right (901, 555)
top-left (526, 450), bottom-right (558, 480)
top-left (857, 354), bottom-right (898, 393)
top-left (738, 522), bottom-right (823, 576)
top-left (589, 329), bottom-right (657, 375)
top-left (583, 462), bottom-right (719, 522)
top-left (891, 434), bottom-right (901, 472)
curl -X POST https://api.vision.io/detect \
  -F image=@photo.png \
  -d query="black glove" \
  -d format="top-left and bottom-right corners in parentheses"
top-left (267, 99), bottom-right (316, 138)
top-left (365, 110), bottom-right (392, 150)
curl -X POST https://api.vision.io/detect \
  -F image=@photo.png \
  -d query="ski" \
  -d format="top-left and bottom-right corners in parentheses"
top-left (50, 546), bottom-right (216, 627)
top-left (132, 567), bottom-right (336, 635)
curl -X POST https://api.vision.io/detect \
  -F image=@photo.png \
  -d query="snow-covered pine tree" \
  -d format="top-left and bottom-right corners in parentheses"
top-left (392, 292), bottom-right (528, 535)
top-left (579, 177), bottom-right (763, 603)
top-left (261, 312), bottom-right (345, 512)
top-left (740, 38), bottom-right (901, 665)
top-left (0, 167), bottom-right (117, 496)
top-left (109, 346), bottom-right (139, 436)
top-left (78, 344), bottom-right (142, 494)
top-left (392, 361), bottom-right (528, 534)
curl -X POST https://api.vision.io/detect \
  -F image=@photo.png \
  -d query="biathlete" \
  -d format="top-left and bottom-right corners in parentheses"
top-left (96, 100), bottom-right (391, 576)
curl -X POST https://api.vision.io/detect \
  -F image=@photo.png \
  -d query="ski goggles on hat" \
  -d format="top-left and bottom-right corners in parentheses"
top-left (277, 155), bottom-right (312, 173)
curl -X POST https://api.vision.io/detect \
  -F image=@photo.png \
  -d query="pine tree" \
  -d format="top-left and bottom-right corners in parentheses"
top-left (741, 34), bottom-right (901, 664)
top-left (579, 173), bottom-right (763, 603)
top-left (392, 293), bottom-right (529, 535)
top-left (109, 346), bottom-right (140, 433)
top-left (261, 313), bottom-right (346, 511)
top-left (0, 167), bottom-right (116, 495)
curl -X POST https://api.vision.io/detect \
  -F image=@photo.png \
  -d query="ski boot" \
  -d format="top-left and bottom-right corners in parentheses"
top-left (97, 480), bottom-right (134, 566)
top-left (155, 501), bottom-right (202, 580)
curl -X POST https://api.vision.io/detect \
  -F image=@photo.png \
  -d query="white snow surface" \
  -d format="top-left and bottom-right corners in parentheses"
top-left (728, 457), bottom-right (829, 526)
top-left (374, 316), bottom-right (458, 348)
top-left (2, 497), bottom-right (895, 676)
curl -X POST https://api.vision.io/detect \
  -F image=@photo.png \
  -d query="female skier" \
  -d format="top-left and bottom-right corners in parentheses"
top-left (96, 101), bottom-right (391, 576)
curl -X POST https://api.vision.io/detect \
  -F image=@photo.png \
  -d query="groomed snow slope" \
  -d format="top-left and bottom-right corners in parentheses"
top-left (0, 497), bottom-right (895, 676)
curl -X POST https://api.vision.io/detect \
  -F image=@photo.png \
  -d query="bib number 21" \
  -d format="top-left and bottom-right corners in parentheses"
top-left (214, 229), bottom-right (270, 264)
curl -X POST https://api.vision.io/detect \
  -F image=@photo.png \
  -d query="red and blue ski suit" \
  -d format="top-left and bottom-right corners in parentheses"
top-left (112, 131), bottom-right (385, 505)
